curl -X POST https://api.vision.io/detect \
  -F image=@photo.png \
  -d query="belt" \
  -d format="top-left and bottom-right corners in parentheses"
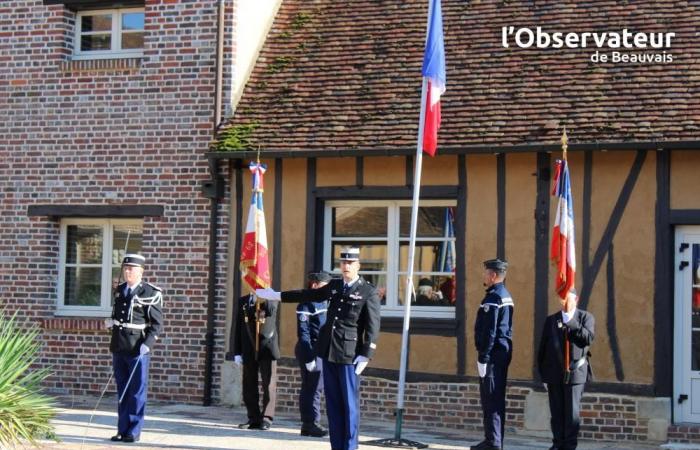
top-left (570, 356), bottom-right (587, 371)
top-left (115, 322), bottom-right (146, 330)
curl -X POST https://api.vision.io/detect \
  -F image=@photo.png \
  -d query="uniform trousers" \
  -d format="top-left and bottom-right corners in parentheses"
top-left (242, 358), bottom-right (277, 423)
top-left (323, 359), bottom-right (360, 450)
top-left (296, 356), bottom-right (324, 425)
top-left (479, 350), bottom-right (511, 448)
top-left (547, 382), bottom-right (585, 450)
top-left (113, 352), bottom-right (150, 438)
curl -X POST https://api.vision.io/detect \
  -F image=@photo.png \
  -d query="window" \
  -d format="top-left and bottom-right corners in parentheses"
top-left (324, 200), bottom-right (457, 318)
top-left (58, 219), bottom-right (143, 316)
top-left (74, 8), bottom-right (144, 59)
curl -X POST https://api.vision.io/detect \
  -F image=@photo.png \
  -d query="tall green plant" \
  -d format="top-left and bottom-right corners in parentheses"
top-left (0, 311), bottom-right (56, 447)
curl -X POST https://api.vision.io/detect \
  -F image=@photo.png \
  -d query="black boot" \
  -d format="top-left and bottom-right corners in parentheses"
top-left (301, 422), bottom-right (328, 437)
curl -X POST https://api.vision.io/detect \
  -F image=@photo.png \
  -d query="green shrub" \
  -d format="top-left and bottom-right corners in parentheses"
top-left (0, 311), bottom-right (56, 447)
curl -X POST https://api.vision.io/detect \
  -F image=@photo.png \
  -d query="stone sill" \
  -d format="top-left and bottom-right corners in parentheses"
top-left (60, 57), bottom-right (143, 73)
top-left (41, 317), bottom-right (104, 331)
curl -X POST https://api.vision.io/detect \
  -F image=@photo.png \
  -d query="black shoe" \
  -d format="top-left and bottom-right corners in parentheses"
top-left (301, 422), bottom-right (328, 437)
top-left (110, 434), bottom-right (123, 442)
top-left (238, 421), bottom-right (261, 429)
top-left (471, 441), bottom-right (500, 450)
top-left (123, 434), bottom-right (139, 443)
top-left (260, 419), bottom-right (271, 430)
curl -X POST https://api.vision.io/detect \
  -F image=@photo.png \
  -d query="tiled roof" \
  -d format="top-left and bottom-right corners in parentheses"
top-left (217, 0), bottom-right (700, 152)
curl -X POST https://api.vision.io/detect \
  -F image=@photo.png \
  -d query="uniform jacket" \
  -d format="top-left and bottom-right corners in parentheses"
top-left (110, 281), bottom-right (163, 355)
top-left (537, 309), bottom-right (595, 385)
top-left (474, 282), bottom-right (513, 364)
top-left (234, 294), bottom-right (280, 363)
top-left (295, 300), bottom-right (329, 364)
top-left (282, 277), bottom-right (380, 365)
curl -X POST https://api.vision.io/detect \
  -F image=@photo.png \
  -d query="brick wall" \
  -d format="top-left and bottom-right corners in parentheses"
top-left (0, 0), bottom-right (234, 403)
top-left (273, 362), bottom-right (679, 444)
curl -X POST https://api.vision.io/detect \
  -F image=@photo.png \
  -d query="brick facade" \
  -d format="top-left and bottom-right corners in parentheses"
top-left (0, 0), bottom-right (234, 403)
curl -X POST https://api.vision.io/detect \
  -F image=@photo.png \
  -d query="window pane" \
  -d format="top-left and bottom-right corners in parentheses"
top-left (359, 273), bottom-right (387, 305)
top-left (66, 225), bottom-right (103, 264)
top-left (112, 225), bottom-right (143, 266)
top-left (400, 206), bottom-right (455, 237)
top-left (398, 275), bottom-right (454, 307)
top-left (81, 14), bottom-right (112, 32)
top-left (333, 207), bottom-right (387, 237)
top-left (122, 12), bottom-right (144, 31)
top-left (81, 34), bottom-right (111, 51)
top-left (399, 241), bottom-right (455, 272)
top-left (331, 243), bottom-right (386, 271)
top-left (64, 267), bottom-right (102, 306)
top-left (121, 32), bottom-right (144, 49)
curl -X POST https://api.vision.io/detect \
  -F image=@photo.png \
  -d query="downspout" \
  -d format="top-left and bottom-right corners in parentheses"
top-left (203, 0), bottom-right (226, 407)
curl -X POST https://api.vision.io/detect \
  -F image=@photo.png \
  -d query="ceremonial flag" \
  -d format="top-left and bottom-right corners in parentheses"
top-left (421, 0), bottom-right (446, 156)
top-left (551, 159), bottom-right (576, 299)
top-left (240, 162), bottom-right (271, 291)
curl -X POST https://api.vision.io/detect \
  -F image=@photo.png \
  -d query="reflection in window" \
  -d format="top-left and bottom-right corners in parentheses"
top-left (75, 9), bottom-right (144, 58)
top-left (60, 219), bottom-right (143, 314)
top-left (325, 201), bottom-right (456, 317)
top-left (693, 244), bottom-right (700, 370)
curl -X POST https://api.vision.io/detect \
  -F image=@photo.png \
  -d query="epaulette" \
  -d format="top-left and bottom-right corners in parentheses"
top-left (145, 282), bottom-right (162, 291)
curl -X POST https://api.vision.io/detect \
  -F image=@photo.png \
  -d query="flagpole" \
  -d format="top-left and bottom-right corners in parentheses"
top-left (395, 0), bottom-right (433, 442)
top-left (367, 2), bottom-right (434, 448)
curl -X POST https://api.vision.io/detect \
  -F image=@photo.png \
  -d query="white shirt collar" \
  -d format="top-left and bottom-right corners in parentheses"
top-left (127, 282), bottom-right (140, 291)
top-left (562, 308), bottom-right (576, 324)
top-left (344, 276), bottom-right (360, 287)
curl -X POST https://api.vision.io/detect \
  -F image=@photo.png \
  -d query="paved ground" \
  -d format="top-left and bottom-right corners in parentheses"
top-left (36, 395), bottom-right (666, 450)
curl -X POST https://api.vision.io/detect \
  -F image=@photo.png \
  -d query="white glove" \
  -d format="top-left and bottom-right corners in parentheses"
top-left (139, 344), bottom-right (150, 356)
top-left (315, 357), bottom-right (323, 373)
top-left (255, 288), bottom-right (281, 301)
top-left (477, 362), bottom-right (487, 378)
top-left (543, 383), bottom-right (548, 392)
top-left (305, 359), bottom-right (317, 372)
top-left (233, 355), bottom-right (242, 365)
top-left (353, 355), bottom-right (369, 375)
top-left (104, 318), bottom-right (115, 329)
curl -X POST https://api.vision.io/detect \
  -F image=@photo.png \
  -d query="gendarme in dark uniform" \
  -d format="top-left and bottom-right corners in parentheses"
top-left (295, 271), bottom-right (333, 438)
top-left (256, 246), bottom-right (380, 450)
top-left (473, 258), bottom-right (513, 450)
top-left (233, 293), bottom-right (280, 430)
top-left (538, 287), bottom-right (595, 450)
top-left (107, 254), bottom-right (163, 444)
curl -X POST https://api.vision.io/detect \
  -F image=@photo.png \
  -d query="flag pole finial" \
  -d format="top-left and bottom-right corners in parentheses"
top-left (256, 145), bottom-right (261, 165)
top-left (561, 128), bottom-right (568, 160)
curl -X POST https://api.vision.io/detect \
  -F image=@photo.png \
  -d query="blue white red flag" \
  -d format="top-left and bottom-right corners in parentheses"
top-left (240, 162), bottom-right (271, 291)
top-left (551, 159), bottom-right (576, 299)
top-left (421, 0), bottom-right (446, 156)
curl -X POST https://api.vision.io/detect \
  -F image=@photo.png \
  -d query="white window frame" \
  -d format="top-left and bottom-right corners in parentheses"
top-left (57, 218), bottom-right (143, 317)
top-left (73, 8), bottom-right (144, 60)
top-left (323, 200), bottom-right (457, 319)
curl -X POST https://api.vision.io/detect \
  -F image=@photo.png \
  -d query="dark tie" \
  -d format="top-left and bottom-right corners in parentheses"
top-left (343, 283), bottom-right (349, 294)
top-left (126, 287), bottom-right (132, 297)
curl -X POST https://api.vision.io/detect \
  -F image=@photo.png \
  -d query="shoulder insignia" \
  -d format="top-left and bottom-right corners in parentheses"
top-left (299, 314), bottom-right (308, 322)
top-left (484, 305), bottom-right (490, 313)
top-left (145, 282), bottom-right (162, 291)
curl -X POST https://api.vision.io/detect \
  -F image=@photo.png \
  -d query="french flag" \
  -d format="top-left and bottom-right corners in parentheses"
top-left (550, 159), bottom-right (576, 299)
top-left (240, 162), bottom-right (271, 291)
top-left (421, 0), bottom-right (446, 156)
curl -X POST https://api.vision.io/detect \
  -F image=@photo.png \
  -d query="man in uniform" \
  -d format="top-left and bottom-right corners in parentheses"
top-left (473, 258), bottom-right (514, 450)
top-left (295, 271), bottom-right (333, 438)
top-left (538, 287), bottom-right (595, 450)
top-left (233, 291), bottom-right (280, 430)
top-left (106, 254), bottom-right (163, 443)
top-left (256, 246), bottom-right (381, 450)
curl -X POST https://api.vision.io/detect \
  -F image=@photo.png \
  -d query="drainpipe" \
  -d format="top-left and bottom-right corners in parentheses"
top-left (202, 0), bottom-right (226, 407)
